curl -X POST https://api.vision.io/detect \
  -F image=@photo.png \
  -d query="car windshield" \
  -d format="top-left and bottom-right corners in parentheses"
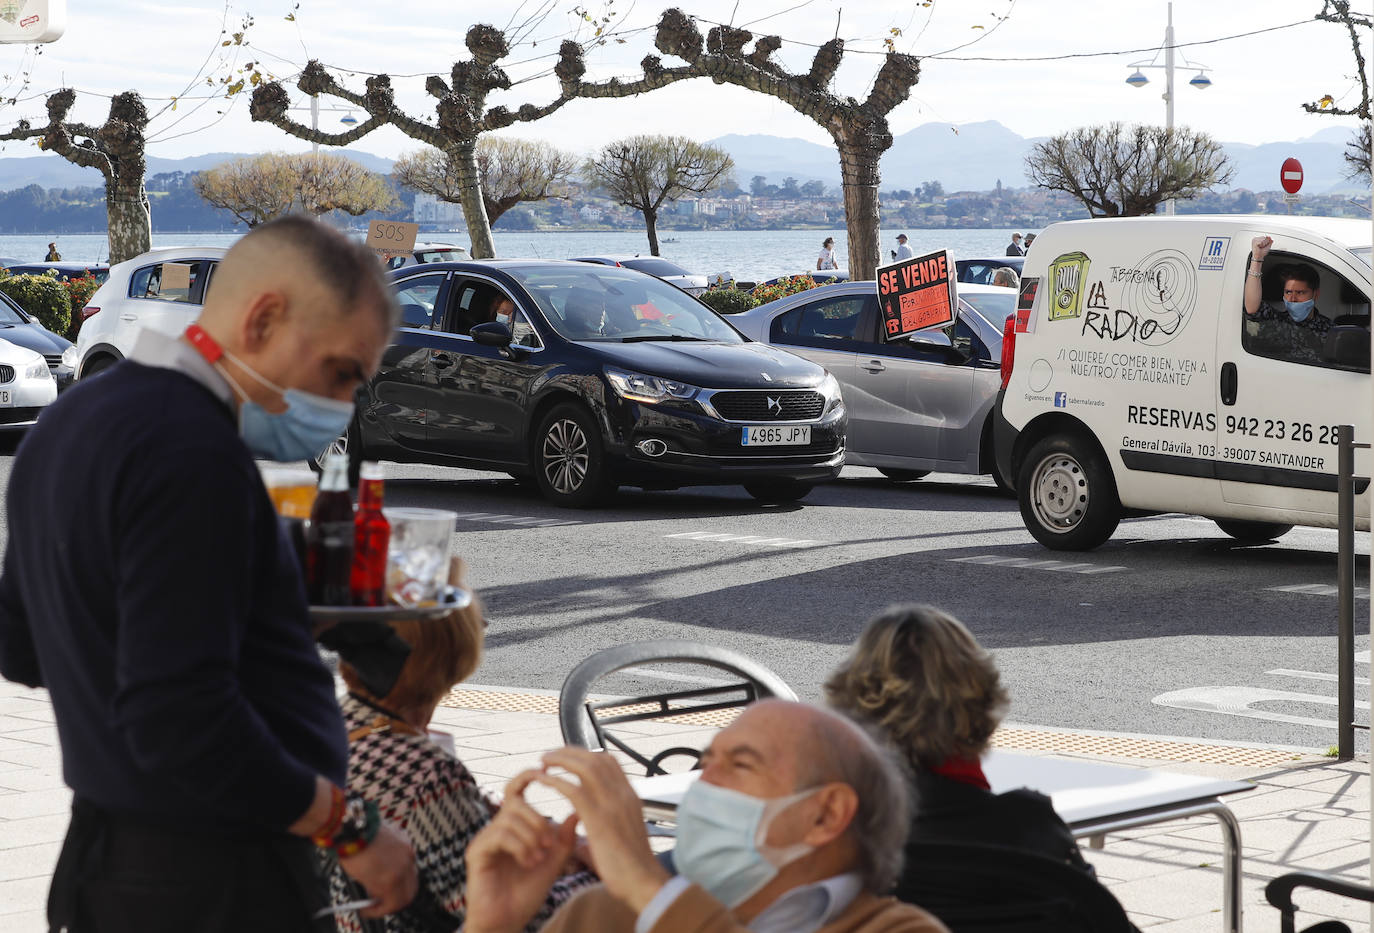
top-left (507, 265), bottom-right (743, 343)
top-left (1350, 247), bottom-right (1371, 267)
top-left (0, 293), bottom-right (28, 325)
top-left (957, 289), bottom-right (1015, 328)
top-left (416, 248), bottom-right (465, 263)
top-left (621, 257), bottom-right (690, 277)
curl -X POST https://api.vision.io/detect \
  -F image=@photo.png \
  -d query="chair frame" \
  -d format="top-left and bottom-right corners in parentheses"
top-left (559, 639), bottom-right (797, 775)
top-left (1266, 870), bottom-right (1374, 933)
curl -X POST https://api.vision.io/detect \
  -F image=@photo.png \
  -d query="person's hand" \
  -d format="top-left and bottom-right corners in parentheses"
top-left (465, 770), bottom-right (580, 933)
top-left (534, 747), bottom-right (670, 913)
top-left (1251, 235), bottom-right (1273, 261)
top-left (339, 822), bottom-right (419, 917)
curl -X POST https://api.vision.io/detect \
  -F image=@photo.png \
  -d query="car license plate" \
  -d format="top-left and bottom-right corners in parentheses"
top-left (742, 425), bottom-right (810, 446)
top-left (0, 390), bottom-right (12, 407)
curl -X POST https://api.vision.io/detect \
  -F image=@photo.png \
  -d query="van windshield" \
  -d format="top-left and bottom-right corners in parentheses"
top-left (1350, 247), bottom-right (1371, 267)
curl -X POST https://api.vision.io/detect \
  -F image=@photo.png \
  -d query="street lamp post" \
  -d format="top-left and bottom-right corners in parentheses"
top-left (1125, 2), bottom-right (1213, 215)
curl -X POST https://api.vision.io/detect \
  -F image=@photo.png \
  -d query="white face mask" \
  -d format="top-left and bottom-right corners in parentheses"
top-left (673, 782), bottom-right (818, 907)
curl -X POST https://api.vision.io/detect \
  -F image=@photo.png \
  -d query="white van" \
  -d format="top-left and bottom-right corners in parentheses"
top-left (994, 215), bottom-right (1371, 550)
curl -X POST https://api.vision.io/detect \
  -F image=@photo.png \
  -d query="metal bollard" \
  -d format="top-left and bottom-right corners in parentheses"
top-left (1336, 425), bottom-right (1370, 761)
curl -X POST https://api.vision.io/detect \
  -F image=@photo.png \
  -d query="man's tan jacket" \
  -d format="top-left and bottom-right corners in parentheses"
top-left (542, 882), bottom-right (950, 933)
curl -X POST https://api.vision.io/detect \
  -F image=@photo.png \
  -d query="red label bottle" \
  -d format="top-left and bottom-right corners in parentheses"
top-left (306, 454), bottom-right (354, 606)
top-left (351, 462), bottom-right (390, 606)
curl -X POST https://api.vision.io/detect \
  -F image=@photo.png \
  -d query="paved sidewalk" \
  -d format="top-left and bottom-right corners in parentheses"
top-left (0, 679), bottom-right (1369, 933)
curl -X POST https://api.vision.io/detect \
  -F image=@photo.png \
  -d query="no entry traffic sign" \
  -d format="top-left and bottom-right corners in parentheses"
top-left (1280, 157), bottom-right (1304, 195)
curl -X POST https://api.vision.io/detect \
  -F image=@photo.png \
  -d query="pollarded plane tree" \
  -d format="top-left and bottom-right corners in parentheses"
top-left (572, 9), bottom-right (921, 281)
top-left (250, 25), bottom-right (695, 258)
top-left (1304, 0), bottom-right (1371, 179)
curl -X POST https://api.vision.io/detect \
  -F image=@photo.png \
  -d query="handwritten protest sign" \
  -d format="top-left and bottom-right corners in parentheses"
top-left (876, 249), bottom-right (957, 340)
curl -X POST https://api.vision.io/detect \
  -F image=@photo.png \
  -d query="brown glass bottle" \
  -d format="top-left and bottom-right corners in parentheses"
top-left (350, 462), bottom-right (390, 607)
top-left (305, 454), bottom-right (354, 606)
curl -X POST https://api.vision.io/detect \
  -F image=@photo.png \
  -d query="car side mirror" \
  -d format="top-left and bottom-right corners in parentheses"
top-left (1324, 324), bottom-right (1371, 370)
top-left (472, 321), bottom-right (513, 347)
top-left (909, 330), bottom-right (953, 350)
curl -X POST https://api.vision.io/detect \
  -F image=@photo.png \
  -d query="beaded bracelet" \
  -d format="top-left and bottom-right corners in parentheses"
top-left (331, 795), bottom-right (381, 858)
top-left (311, 784), bottom-right (348, 849)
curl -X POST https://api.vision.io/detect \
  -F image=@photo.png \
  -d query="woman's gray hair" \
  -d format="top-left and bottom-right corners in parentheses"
top-left (799, 706), bottom-right (910, 894)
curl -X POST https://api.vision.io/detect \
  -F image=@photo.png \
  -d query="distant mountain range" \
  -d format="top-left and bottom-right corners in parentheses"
top-left (0, 121), bottom-right (1362, 195)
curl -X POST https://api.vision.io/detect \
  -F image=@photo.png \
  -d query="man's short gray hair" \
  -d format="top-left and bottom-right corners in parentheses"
top-left (798, 707), bottom-right (910, 894)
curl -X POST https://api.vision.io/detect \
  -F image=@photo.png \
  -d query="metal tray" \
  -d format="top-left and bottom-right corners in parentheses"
top-left (309, 585), bottom-right (472, 624)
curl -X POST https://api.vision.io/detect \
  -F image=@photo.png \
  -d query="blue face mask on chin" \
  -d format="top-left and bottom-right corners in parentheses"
top-left (221, 354), bottom-right (355, 462)
top-left (1285, 298), bottom-right (1315, 322)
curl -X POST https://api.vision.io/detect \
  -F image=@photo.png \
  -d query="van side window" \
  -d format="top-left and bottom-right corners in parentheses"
top-left (1243, 252), bottom-right (1370, 373)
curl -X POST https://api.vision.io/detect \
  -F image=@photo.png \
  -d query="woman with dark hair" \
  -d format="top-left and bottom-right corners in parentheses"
top-left (817, 237), bottom-right (839, 271)
top-left (328, 564), bottom-right (594, 932)
top-left (824, 605), bottom-right (1092, 873)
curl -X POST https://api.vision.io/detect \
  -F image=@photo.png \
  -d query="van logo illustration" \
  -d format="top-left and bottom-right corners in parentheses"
top-left (1198, 236), bottom-right (1230, 271)
top-left (767, 396), bottom-right (783, 416)
top-left (1054, 391), bottom-right (1068, 408)
top-left (1080, 249), bottom-right (1197, 348)
top-left (1048, 252), bottom-right (1090, 320)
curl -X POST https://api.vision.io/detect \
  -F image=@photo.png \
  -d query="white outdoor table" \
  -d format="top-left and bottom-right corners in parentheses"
top-left (634, 749), bottom-right (1254, 933)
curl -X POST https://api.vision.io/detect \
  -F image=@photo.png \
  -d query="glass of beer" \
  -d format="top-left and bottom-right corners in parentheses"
top-left (261, 467), bottom-right (320, 520)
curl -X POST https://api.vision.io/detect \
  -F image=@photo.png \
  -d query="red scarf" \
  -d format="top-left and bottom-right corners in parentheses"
top-left (930, 756), bottom-right (991, 791)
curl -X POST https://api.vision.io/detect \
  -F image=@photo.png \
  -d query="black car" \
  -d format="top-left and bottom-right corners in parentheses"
top-left (0, 289), bottom-right (76, 389)
top-left (332, 260), bottom-right (846, 507)
top-left (3, 261), bottom-right (110, 285)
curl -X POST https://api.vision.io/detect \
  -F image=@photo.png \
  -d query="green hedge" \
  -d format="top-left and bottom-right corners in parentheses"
top-left (0, 273), bottom-right (71, 336)
top-left (699, 287), bottom-right (760, 315)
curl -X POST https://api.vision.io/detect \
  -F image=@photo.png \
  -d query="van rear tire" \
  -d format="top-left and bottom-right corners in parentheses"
top-left (1215, 519), bottom-right (1293, 542)
top-left (1018, 435), bottom-right (1120, 551)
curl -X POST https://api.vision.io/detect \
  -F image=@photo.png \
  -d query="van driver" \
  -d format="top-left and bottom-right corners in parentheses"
top-left (1243, 235), bottom-right (1332, 363)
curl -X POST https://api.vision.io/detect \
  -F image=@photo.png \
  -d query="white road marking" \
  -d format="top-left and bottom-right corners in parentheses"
top-left (451, 512), bottom-right (582, 528)
top-left (664, 531), bottom-right (830, 549)
top-left (1267, 668), bottom-right (1372, 687)
top-left (1153, 685), bottom-right (1370, 730)
top-left (1267, 583), bottom-right (1370, 599)
top-left (619, 666), bottom-right (738, 688)
top-left (948, 555), bottom-right (1126, 574)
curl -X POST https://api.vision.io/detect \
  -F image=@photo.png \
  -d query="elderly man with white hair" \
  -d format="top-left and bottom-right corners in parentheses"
top-left (464, 698), bottom-right (947, 933)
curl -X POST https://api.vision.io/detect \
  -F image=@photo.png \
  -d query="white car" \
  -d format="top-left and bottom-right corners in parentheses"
top-left (74, 247), bottom-right (226, 379)
top-left (0, 339), bottom-right (58, 428)
top-left (382, 242), bottom-right (469, 271)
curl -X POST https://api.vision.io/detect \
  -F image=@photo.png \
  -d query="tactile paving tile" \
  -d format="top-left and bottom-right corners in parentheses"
top-left (440, 688), bottom-right (1312, 765)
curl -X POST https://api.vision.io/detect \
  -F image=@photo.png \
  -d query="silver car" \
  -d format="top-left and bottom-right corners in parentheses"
top-left (731, 282), bottom-right (1014, 488)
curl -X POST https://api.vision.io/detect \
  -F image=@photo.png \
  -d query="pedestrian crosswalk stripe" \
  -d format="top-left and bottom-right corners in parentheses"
top-left (451, 512), bottom-right (582, 528)
top-left (1267, 583), bottom-right (1370, 599)
top-left (664, 531), bottom-right (829, 549)
top-left (947, 555), bottom-right (1126, 574)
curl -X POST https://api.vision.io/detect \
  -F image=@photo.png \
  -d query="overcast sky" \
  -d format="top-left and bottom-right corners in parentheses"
top-left (0, 0), bottom-right (1368, 162)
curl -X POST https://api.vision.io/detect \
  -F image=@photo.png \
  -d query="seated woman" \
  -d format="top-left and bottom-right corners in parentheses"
top-left (330, 570), bottom-right (595, 931)
top-left (823, 605), bottom-right (1093, 874)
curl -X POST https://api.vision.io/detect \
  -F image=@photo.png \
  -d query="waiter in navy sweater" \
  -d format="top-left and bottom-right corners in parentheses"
top-left (0, 216), bottom-right (417, 931)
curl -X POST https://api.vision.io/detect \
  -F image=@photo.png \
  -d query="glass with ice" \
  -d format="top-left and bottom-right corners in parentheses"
top-left (383, 508), bottom-right (457, 607)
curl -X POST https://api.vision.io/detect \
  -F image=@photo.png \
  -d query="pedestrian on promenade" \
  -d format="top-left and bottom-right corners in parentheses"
top-left (0, 215), bottom-right (417, 932)
top-left (45, 241), bottom-right (61, 261)
top-left (817, 237), bottom-right (839, 271)
top-left (893, 233), bottom-right (915, 262)
top-left (1024, 233), bottom-right (1036, 251)
top-left (824, 606), bottom-right (1098, 878)
top-left (461, 700), bottom-right (948, 933)
top-left (1005, 233), bottom-right (1024, 257)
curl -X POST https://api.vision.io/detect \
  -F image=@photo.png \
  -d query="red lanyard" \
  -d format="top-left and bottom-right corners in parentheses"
top-left (184, 323), bottom-right (224, 364)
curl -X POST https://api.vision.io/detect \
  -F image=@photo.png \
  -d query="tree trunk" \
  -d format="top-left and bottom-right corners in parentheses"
top-left (451, 142), bottom-right (496, 259)
top-left (106, 176), bottom-right (151, 265)
top-left (643, 208), bottom-right (661, 256)
top-left (837, 135), bottom-right (882, 281)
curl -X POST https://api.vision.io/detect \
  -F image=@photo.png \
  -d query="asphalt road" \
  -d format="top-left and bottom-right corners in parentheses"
top-left (0, 438), bottom-right (1366, 753)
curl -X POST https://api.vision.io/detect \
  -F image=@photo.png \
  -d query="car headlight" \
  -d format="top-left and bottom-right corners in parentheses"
top-left (25, 360), bottom-right (49, 381)
top-left (818, 372), bottom-right (844, 413)
top-left (604, 367), bottom-right (701, 405)
top-left (60, 346), bottom-right (78, 369)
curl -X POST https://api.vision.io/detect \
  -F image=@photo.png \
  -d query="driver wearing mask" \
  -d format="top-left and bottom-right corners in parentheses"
top-left (1244, 236), bottom-right (1333, 363)
top-left (563, 288), bottom-right (607, 339)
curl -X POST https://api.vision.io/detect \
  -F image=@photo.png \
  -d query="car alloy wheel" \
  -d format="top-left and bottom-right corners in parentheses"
top-left (542, 418), bottom-right (590, 495)
top-left (533, 402), bottom-right (611, 508)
